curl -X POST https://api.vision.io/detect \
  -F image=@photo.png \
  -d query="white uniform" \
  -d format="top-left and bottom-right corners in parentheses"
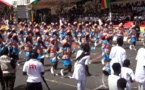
top-left (23, 59), bottom-right (44, 83)
top-left (72, 50), bottom-right (90, 90)
top-left (108, 74), bottom-right (120, 90)
top-left (121, 67), bottom-right (135, 90)
top-left (135, 48), bottom-right (145, 90)
top-left (109, 46), bottom-right (127, 74)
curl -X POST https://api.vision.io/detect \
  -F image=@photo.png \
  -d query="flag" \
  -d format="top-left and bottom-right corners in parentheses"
top-left (0, 0), bottom-right (13, 6)
top-left (30, 0), bottom-right (40, 5)
top-left (29, 0), bottom-right (40, 22)
top-left (102, 0), bottom-right (110, 9)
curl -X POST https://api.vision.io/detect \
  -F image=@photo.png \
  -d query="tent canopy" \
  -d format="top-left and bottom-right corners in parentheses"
top-left (0, 0), bottom-right (14, 6)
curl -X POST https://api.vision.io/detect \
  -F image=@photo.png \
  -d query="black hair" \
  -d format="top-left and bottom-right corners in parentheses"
top-left (29, 49), bottom-right (38, 59)
top-left (117, 78), bottom-right (127, 90)
top-left (81, 43), bottom-right (90, 54)
top-left (112, 63), bottom-right (121, 74)
top-left (63, 43), bottom-right (70, 48)
top-left (117, 38), bottom-right (123, 46)
top-left (123, 59), bottom-right (130, 67)
top-left (13, 36), bottom-right (18, 42)
top-left (76, 44), bottom-right (90, 61)
top-left (1, 47), bottom-right (9, 55)
top-left (102, 36), bottom-right (105, 40)
top-left (8, 34), bottom-right (12, 39)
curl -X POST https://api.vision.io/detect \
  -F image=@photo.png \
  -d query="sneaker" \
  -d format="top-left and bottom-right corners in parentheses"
top-left (102, 52), bottom-right (104, 56)
top-left (101, 59), bottom-right (105, 65)
top-left (50, 67), bottom-right (54, 74)
top-left (19, 51), bottom-right (23, 55)
top-left (67, 76), bottom-right (72, 78)
top-left (94, 42), bottom-right (98, 47)
top-left (134, 48), bottom-right (137, 51)
top-left (17, 62), bottom-right (20, 66)
top-left (55, 73), bottom-right (59, 76)
top-left (128, 39), bottom-right (131, 43)
top-left (60, 69), bottom-right (64, 76)
top-left (129, 45), bottom-right (133, 50)
top-left (133, 46), bottom-right (136, 51)
top-left (45, 55), bottom-right (49, 58)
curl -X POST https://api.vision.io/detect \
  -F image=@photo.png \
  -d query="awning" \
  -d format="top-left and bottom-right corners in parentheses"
top-left (0, 0), bottom-right (13, 6)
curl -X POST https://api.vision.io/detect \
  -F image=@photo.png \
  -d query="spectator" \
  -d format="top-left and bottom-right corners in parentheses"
top-left (120, 59), bottom-right (135, 90)
top-left (117, 78), bottom-right (127, 90)
top-left (108, 63), bottom-right (121, 90)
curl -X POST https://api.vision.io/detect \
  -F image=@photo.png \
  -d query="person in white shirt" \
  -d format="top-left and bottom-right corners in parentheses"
top-left (110, 38), bottom-right (127, 74)
top-left (72, 43), bottom-right (91, 90)
top-left (23, 50), bottom-right (45, 90)
top-left (135, 47), bottom-right (145, 90)
top-left (121, 59), bottom-right (135, 90)
top-left (108, 63), bottom-right (121, 90)
top-left (117, 78), bottom-right (127, 90)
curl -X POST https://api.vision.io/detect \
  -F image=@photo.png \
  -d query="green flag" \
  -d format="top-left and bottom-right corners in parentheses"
top-left (31, 0), bottom-right (40, 5)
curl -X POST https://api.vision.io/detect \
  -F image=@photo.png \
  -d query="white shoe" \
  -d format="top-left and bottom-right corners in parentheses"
top-left (19, 51), bottom-right (23, 55)
top-left (60, 69), bottom-right (64, 76)
top-left (128, 39), bottom-right (131, 43)
top-left (55, 73), bottom-right (59, 76)
top-left (67, 76), bottom-right (72, 78)
top-left (101, 59), bottom-right (105, 65)
top-left (50, 67), bottom-right (54, 74)
top-left (17, 62), bottom-right (20, 66)
top-left (102, 52), bottom-right (104, 56)
top-left (45, 55), bottom-right (49, 58)
top-left (143, 43), bottom-right (145, 46)
top-left (133, 46), bottom-right (136, 51)
top-left (129, 45), bottom-right (133, 50)
top-left (94, 42), bottom-right (98, 47)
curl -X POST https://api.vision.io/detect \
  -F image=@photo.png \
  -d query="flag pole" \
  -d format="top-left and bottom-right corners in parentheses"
top-left (109, 0), bottom-right (112, 22)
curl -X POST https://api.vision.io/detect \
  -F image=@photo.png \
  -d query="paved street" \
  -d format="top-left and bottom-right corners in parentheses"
top-left (13, 41), bottom-right (143, 90)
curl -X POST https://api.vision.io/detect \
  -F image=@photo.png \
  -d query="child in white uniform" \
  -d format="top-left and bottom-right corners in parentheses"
top-left (120, 59), bottom-right (135, 90)
top-left (108, 63), bottom-right (121, 90)
top-left (117, 78), bottom-right (127, 90)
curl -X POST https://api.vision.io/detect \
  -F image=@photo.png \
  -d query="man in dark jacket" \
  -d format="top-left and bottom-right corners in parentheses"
top-left (0, 66), bottom-right (5, 90)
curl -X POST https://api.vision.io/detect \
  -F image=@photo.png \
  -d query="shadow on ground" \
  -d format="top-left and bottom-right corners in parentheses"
top-left (14, 84), bottom-right (26, 90)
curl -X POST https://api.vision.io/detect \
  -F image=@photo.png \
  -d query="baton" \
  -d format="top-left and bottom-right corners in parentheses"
top-left (41, 76), bottom-right (51, 90)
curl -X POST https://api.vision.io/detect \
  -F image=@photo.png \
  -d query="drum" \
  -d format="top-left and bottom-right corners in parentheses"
top-left (102, 63), bottom-right (111, 76)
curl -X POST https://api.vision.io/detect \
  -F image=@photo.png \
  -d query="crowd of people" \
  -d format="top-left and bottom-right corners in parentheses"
top-left (0, 19), bottom-right (144, 90)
